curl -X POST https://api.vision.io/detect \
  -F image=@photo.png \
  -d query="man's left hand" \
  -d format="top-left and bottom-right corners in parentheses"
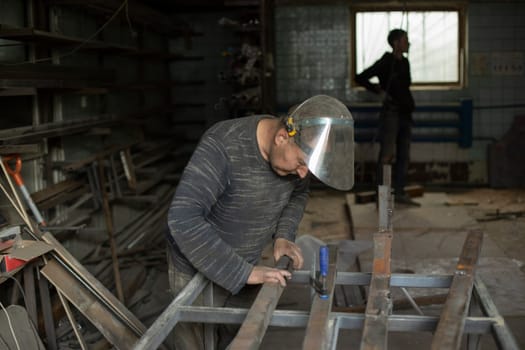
top-left (273, 238), bottom-right (304, 269)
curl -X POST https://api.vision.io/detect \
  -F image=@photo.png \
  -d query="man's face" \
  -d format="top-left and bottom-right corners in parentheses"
top-left (399, 34), bottom-right (410, 53)
top-left (269, 139), bottom-right (309, 179)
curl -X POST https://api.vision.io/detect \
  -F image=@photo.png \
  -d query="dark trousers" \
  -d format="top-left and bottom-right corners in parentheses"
top-left (376, 105), bottom-right (412, 195)
top-left (167, 248), bottom-right (261, 350)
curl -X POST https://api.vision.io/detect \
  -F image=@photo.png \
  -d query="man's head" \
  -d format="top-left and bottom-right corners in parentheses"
top-left (388, 29), bottom-right (409, 53)
top-left (271, 95), bottom-right (355, 191)
top-left (267, 126), bottom-right (309, 179)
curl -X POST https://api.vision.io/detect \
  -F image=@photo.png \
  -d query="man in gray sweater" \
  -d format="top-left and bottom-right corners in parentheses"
top-left (166, 95), bottom-right (354, 349)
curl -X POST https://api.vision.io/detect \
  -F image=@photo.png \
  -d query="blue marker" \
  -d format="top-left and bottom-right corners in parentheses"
top-left (319, 245), bottom-right (329, 299)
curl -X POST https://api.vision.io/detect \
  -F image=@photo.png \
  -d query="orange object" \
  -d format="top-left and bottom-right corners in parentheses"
top-left (1, 254), bottom-right (27, 272)
top-left (3, 154), bottom-right (46, 226)
top-left (3, 155), bottom-right (24, 186)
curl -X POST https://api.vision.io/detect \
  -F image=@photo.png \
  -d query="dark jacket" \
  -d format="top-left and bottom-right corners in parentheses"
top-left (355, 52), bottom-right (415, 114)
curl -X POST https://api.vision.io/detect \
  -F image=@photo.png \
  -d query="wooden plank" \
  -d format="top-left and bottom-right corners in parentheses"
top-left (431, 230), bottom-right (483, 350)
top-left (302, 245), bottom-right (338, 350)
top-left (355, 185), bottom-right (424, 204)
top-left (41, 259), bottom-right (138, 349)
top-left (404, 184), bottom-right (424, 198)
top-left (229, 257), bottom-right (292, 350)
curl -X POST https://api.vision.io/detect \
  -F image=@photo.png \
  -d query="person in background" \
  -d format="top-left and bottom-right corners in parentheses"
top-left (355, 28), bottom-right (420, 206)
top-left (166, 94), bottom-right (355, 349)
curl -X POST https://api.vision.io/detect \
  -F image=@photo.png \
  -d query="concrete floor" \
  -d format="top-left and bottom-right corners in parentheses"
top-left (260, 188), bottom-right (525, 349)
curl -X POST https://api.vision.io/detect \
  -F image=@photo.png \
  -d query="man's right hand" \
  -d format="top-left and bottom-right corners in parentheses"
top-left (247, 266), bottom-right (292, 287)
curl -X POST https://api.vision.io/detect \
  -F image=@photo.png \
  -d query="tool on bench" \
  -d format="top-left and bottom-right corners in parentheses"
top-left (310, 245), bottom-right (329, 299)
top-left (3, 155), bottom-right (46, 227)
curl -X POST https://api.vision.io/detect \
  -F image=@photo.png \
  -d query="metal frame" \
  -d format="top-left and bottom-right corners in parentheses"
top-left (136, 165), bottom-right (518, 349)
top-left (134, 269), bottom-right (519, 350)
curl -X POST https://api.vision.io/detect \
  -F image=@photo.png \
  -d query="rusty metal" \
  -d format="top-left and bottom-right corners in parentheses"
top-left (228, 256), bottom-right (292, 350)
top-left (41, 258), bottom-right (139, 349)
top-left (39, 231), bottom-right (146, 335)
top-left (97, 159), bottom-right (125, 303)
top-left (431, 230), bottom-right (484, 350)
top-left (360, 164), bottom-right (393, 350)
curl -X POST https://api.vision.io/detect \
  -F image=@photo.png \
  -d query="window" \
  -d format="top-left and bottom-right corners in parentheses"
top-left (352, 6), bottom-right (466, 87)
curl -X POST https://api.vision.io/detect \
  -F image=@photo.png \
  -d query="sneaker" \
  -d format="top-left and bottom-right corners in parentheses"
top-left (395, 194), bottom-right (421, 207)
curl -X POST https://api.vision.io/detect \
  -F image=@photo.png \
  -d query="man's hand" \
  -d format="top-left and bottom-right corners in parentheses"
top-left (273, 238), bottom-right (304, 270)
top-left (247, 266), bottom-right (291, 287)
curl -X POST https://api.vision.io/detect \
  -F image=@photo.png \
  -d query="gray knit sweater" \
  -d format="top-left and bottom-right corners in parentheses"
top-left (167, 115), bottom-right (309, 294)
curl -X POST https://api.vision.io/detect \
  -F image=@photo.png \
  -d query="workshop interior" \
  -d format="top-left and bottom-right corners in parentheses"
top-left (0, 0), bottom-right (524, 349)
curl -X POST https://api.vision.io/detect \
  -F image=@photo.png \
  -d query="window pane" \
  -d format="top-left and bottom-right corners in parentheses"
top-left (355, 11), bottom-right (459, 83)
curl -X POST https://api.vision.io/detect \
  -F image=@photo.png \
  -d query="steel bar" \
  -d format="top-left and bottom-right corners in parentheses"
top-left (40, 231), bottom-right (146, 335)
top-left (133, 273), bottom-right (209, 350)
top-left (97, 160), bottom-right (125, 303)
top-left (431, 230), bottom-right (484, 350)
top-left (288, 270), bottom-right (453, 288)
top-left (57, 290), bottom-right (88, 350)
top-left (174, 306), bottom-right (495, 335)
top-left (41, 259), bottom-right (139, 349)
top-left (473, 276), bottom-right (520, 350)
top-left (203, 283), bottom-right (215, 350)
top-left (400, 287), bottom-right (424, 315)
top-left (360, 233), bottom-right (393, 349)
top-left (360, 168), bottom-right (393, 350)
top-left (229, 256), bottom-right (292, 350)
top-left (303, 245), bottom-right (338, 350)
top-left (38, 276), bottom-right (58, 350)
top-left (0, 116), bottom-right (119, 145)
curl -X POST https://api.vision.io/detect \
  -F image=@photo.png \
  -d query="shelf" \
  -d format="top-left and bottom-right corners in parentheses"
top-left (0, 26), bottom-right (137, 53)
top-left (0, 26), bottom-right (204, 61)
top-left (48, 0), bottom-right (202, 37)
top-left (126, 50), bottom-right (204, 61)
top-left (0, 64), bottom-right (115, 91)
top-left (112, 80), bottom-right (205, 91)
top-left (0, 115), bottom-right (122, 145)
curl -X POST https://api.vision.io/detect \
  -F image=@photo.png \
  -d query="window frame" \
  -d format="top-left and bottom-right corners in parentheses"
top-left (350, 3), bottom-right (467, 90)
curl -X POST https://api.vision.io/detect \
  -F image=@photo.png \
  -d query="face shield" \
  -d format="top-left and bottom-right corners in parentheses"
top-left (288, 95), bottom-right (354, 191)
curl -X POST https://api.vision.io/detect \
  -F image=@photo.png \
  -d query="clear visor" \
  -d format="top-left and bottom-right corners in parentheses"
top-left (295, 117), bottom-right (354, 191)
